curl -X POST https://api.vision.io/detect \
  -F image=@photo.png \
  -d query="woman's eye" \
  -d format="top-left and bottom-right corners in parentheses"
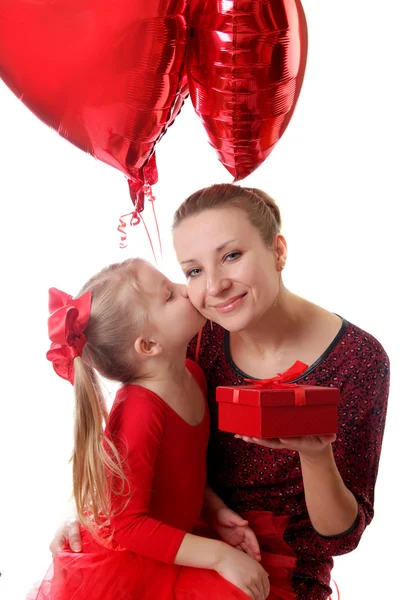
top-left (186, 268), bottom-right (201, 279)
top-left (224, 251), bottom-right (242, 262)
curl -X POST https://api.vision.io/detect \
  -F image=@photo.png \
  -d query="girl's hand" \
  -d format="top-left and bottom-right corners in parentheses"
top-left (215, 546), bottom-right (270, 600)
top-left (212, 507), bottom-right (261, 561)
top-left (234, 434), bottom-right (336, 459)
top-left (49, 518), bottom-right (82, 557)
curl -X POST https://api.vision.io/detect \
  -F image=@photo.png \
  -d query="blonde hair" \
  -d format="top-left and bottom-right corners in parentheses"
top-left (71, 258), bottom-right (146, 536)
top-left (172, 183), bottom-right (281, 246)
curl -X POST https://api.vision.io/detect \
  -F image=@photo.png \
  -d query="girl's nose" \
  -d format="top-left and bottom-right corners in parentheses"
top-left (176, 283), bottom-right (189, 298)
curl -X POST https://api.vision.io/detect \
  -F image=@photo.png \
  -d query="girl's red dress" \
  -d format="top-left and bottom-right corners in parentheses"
top-left (28, 359), bottom-right (296, 600)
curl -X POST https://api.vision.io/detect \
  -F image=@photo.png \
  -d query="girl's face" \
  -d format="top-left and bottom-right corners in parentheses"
top-left (173, 206), bottom-right (285, 332)
top-left (136, 261), bottom-right (206, 349)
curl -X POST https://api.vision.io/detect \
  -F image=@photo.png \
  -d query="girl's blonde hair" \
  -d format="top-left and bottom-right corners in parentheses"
top-left (71, 258), bottom-right (146, 536)
top-left (172, 183), bottom-right (281, 246)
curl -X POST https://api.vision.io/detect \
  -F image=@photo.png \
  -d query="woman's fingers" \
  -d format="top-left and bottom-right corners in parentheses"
top-left (245, 528), bottom-right (261, 556)
top-left (241, 541), bottom-right (261, 561)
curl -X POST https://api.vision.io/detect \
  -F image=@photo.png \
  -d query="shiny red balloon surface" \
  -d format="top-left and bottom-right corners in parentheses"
top-left (0, 0), bottom-right (188, 203)
top-left (187, 0), bottom-right (308, 180)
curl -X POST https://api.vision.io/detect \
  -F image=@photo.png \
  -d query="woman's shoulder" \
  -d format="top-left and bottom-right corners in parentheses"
top-left (186, 320), bottom-right (226, 363)
top-left (338, 319), bottom-right (389, 364)
top-left (298, 317), bottom-right (390, 389)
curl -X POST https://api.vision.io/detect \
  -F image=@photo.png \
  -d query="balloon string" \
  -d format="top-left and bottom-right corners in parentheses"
top-left (139, 212), bottom-right (158, 266)
top-left (117, 212), bottom-right (140, 249)
top-left (150, 197), bottom-right (162, 258)
top-left (117, 184), bottom-right (160, 264)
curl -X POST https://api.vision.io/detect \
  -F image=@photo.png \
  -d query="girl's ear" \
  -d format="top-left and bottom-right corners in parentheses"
top-left (134, 336), bottom-right (163, 358)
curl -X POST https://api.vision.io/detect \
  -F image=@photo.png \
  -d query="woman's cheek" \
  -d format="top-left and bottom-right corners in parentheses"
top-left (187, 282), bottom-right (203, 312)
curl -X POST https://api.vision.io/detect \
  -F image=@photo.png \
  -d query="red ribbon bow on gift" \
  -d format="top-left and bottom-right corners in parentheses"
top-left (242, 360), bottom-right (309, 406)
top-left (46, 288), bottom-right (92, 384)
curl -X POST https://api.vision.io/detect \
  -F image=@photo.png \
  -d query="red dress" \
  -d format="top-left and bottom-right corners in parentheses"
top-left (28, 360), bottom-right (296, 600)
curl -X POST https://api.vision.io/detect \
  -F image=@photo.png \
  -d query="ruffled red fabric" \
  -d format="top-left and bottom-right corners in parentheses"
top-left (27, 511), bottom-right (296, 600)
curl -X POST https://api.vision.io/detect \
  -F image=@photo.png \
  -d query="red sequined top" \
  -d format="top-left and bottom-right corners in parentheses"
top-left (187, 318), bottom-right (390, 600)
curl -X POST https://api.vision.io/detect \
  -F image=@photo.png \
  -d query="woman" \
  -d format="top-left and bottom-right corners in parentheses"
top-left (52, 184), bottom-right (389, 600)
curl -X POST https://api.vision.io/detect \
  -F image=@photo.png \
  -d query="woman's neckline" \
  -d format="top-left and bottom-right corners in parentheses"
top-left (224, 315), bottom-right (348, 382)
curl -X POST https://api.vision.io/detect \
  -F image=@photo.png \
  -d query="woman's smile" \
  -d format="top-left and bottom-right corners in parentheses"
top-left (211, 293), bottom-right (247, 314)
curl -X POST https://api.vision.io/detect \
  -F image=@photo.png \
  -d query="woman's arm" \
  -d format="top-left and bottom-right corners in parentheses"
top-left (237, 341), bottom-right (390, 550)
top-left (202, 485), bottom-right (228, 519)
top-left (299, 442), bottom-right (358, 536)
top-left (201, 485), bottom-right (262, 561)
top-left (236, 432), bottom-right (359, 536)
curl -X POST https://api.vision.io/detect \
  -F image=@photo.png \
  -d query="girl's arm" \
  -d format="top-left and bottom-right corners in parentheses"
top-left (110, 392), bottom-right (269, 600)
top-left (174, 533), bottom-right (269, 600)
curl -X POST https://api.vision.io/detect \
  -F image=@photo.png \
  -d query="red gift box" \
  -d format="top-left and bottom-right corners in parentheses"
top-left (216, 362), bottom-right (340, 438)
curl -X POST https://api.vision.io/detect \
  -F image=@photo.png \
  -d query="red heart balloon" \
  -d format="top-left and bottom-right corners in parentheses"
top-left (187, 0), bottom-right (308, 180)
top-left (0, 0), bottom-right (188, 206)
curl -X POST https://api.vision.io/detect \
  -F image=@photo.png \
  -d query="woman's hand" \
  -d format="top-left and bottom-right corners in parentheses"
top-left (215, 546), bottom-right (270, 600)
top-left (212, 507), bottom-right (261, 562)
top-left (234, 433), bottom-right (336, 459)
top-left (49, 518), bottom-right (82, 557)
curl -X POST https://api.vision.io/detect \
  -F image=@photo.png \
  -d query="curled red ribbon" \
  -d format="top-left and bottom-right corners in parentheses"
top-left (46, 288), bottom-right (92, 384)
top-left (241, 360), bottom-right (309, 406)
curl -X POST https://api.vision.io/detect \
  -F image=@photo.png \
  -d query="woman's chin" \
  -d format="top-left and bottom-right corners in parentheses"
top-left (209, 313), bottom-right (251, 333)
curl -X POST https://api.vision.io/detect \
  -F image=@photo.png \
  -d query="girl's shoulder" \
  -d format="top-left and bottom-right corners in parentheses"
top-left (108, 384), bottom-right (169, 434)
top-left (186, 358), bottom-right (207, 397)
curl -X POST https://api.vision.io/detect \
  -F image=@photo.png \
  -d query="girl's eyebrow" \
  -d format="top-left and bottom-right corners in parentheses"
top-left (180, 238), bottom-right (239, 265)
top-left (159, 277), bottom-right (168, 290)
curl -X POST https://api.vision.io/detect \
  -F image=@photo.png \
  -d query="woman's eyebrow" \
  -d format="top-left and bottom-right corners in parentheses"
top-left (180, 238), bottom-right (240, 265)
top-left (216, 238), bottom-right (239, 252)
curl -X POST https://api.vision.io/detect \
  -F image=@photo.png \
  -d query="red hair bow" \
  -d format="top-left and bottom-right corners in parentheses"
top-left (46, 288), bottom-right (92, 384)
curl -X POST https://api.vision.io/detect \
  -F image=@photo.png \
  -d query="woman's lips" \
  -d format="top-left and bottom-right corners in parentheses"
top-left (212, 293), bottom-right (247, 314)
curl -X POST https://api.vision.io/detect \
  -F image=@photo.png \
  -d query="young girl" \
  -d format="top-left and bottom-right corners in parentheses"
top-left (30, 258), bottom-right (296, 600)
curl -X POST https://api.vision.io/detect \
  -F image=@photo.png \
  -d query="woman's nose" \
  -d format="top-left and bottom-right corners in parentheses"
top-left (206, 274), bottom-right (230, 296)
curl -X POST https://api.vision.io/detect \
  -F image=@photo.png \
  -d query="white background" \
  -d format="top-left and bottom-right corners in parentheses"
top-left (0, 1), bottom-right (399, 598)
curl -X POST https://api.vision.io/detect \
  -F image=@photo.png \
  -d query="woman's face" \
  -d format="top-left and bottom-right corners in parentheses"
top-left (173, 206), bottom-right (286, 332)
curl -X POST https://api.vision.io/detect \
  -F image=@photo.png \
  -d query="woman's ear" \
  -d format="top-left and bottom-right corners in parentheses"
top-left (134, 336), bottom-right (163, 358)
top-left (274, 233), bottom-right (288, 271)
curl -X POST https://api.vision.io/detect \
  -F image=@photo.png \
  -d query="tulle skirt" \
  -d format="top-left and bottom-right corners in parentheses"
top-left (27, 511), bottom-right (296, 600)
